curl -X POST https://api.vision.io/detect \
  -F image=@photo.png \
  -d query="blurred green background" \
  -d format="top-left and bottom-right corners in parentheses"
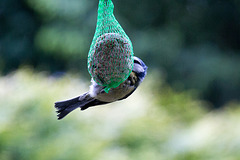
top-left (1, 0), bottom-right (240, 159)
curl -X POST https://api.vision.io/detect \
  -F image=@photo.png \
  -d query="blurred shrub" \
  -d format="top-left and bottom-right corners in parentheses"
top-left (1, 0), bottom-right (240, 108)
top-left (0, 69), bottom-right (240, 160)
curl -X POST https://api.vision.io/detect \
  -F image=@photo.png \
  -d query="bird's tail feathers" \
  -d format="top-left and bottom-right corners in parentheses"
top-left (54, 93), bottom-right (94, 120)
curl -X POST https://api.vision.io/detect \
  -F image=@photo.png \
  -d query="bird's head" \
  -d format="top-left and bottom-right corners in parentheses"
top-left (133, 56), bottom-right (148, 82)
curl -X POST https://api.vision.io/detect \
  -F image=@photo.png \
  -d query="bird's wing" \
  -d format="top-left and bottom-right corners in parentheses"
top-left (117, 87), bottom-right (137, 101)
top-left (80, 99), bottom-right (109, 110)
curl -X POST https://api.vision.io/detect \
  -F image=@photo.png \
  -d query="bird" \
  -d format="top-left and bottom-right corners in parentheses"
top-left (54, 56), bottom-right (147, 120)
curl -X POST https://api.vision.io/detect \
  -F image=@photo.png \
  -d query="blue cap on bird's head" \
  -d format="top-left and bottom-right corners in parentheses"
top-left (133, 56), bottom-right (147, 81)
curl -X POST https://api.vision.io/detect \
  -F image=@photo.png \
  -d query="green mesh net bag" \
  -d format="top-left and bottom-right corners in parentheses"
top-left (88, 0), bottom-right (134, 93)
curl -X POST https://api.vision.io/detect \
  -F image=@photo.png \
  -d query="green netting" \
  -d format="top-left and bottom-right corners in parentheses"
top-left (88, 0), bottom-right (134, 93)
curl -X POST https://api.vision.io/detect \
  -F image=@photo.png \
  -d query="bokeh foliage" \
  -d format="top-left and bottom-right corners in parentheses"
top-left (0, 69), bottom-right (240, 160)
top-left (1, 0), bottom-right (240, 107)
top-left (1, 0), bottom-right (240, 159)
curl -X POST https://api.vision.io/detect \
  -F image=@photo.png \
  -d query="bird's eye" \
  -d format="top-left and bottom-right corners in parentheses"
top-left (134, 59), bottom-right (141, 65)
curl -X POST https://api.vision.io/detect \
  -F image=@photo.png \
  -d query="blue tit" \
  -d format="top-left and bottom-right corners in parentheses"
top-left (55, 56), bottom-right (147, 120)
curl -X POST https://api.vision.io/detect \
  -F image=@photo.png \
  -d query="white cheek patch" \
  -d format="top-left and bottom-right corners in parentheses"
top-left (133, 64), bottom-right (144, 74)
